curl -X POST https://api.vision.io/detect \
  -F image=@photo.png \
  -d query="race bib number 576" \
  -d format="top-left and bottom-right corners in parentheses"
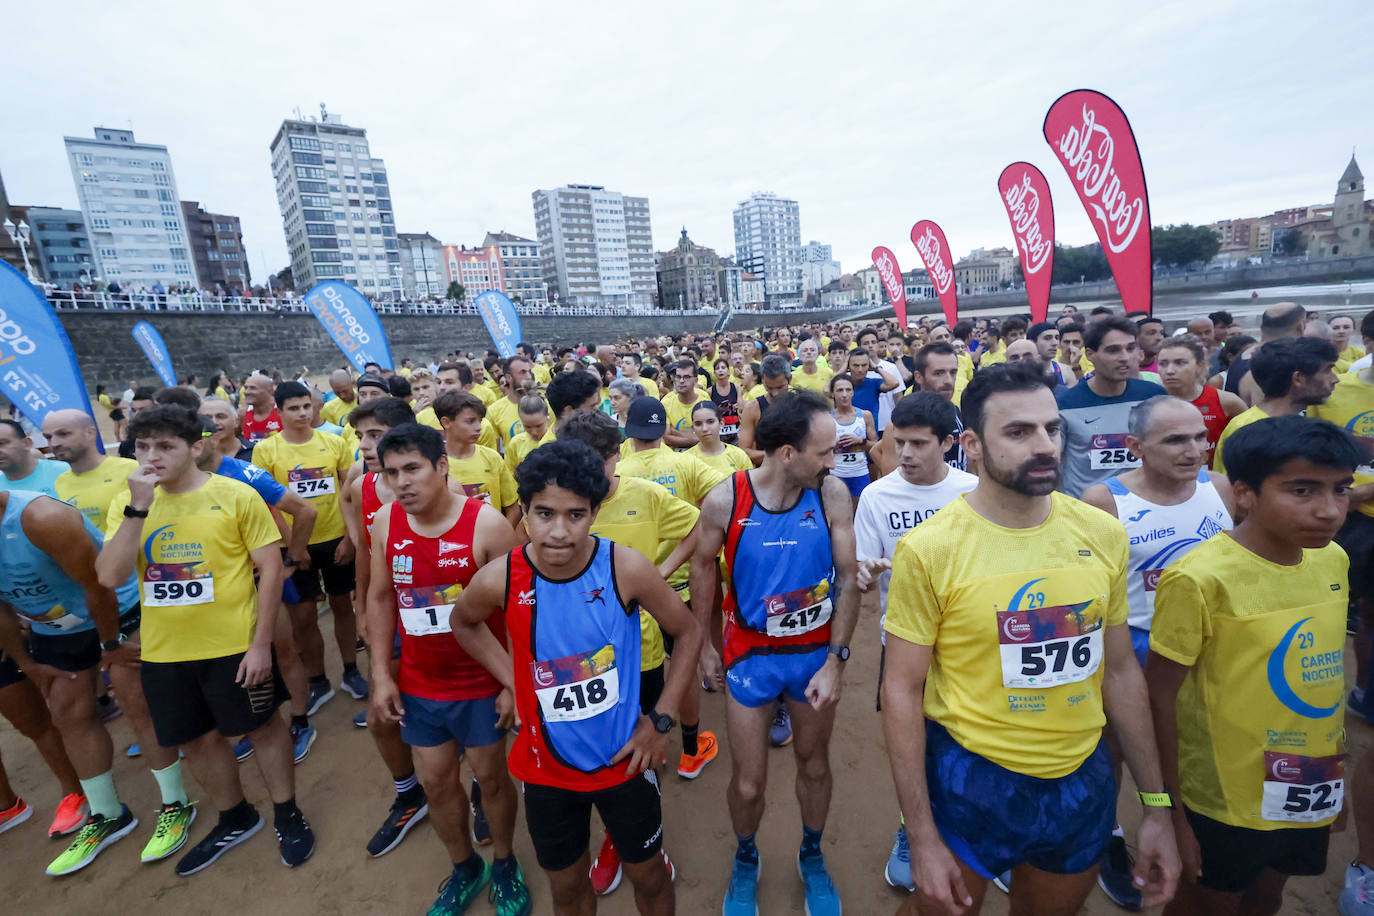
top-left (997, 599), bottom-right (1103, 688)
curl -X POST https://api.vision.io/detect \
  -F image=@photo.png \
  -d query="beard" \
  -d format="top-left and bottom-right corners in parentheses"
top-left (982, 449), bottom-right (1060, 496)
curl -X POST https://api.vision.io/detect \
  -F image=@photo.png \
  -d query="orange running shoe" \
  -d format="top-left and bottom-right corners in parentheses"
top-left (677, 730), bottom-right (719, 780)
top-left (48, 793), bottom-right (88, 837)
top-left (0, 796), bottom-right (32, 835)
top-left (589, 832), bottom-right (622, 895)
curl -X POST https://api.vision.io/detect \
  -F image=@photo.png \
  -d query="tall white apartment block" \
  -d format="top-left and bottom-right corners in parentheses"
top-left (802, 240), bottom-right (841, 292)
top-left (64, 127), bottom-right (198, 289)
top-left (269, 109), bottom-right (401, 297)
top-left (732, 192), bottom-right (803, 302)
top-left (532, 184), bottom-right (654, 308)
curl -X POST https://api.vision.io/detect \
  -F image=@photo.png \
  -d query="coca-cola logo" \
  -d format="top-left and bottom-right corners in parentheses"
top-left (873, 249), bottom-right (904, 301)
top-left (1053, 104), bottom-right (1144, 254)
top-left (914, 228), bottom-right (953, 294)
top-left (1003, 172), bottom-right (1052, 274)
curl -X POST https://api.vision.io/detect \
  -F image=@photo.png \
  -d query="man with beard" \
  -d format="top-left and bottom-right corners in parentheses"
top-left (880, 364), bottom-right (1179, 915)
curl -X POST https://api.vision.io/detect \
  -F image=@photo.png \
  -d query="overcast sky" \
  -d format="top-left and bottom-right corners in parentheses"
top-left (4, 0), bottom-right (1372, 279)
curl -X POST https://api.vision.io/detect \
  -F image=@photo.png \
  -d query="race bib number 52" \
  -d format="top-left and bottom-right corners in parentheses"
top-left (997, 599), bottom-right (1103, 688)
top-left (532, 645), bottom-right (619, 723)
top-left (1262, 752), bottom-right (1344, 823)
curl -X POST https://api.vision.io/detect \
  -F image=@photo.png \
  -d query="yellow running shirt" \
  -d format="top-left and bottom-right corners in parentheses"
top-left (320, 396), bottom-right (357, 428)
top-left (591, 476), bottom-right (698, 671)
top-left (251, 430), bottom-right (350, 543)
top-left (56, 457), bottom-right (138, 528)
top-left (791, 365), bottom-right (833, 394)
top-left (107, 474), bottom-right (280, 663)
top-left (447, 446), bottom-right (517, 509)
top-left (884, 493), bottom-right (1130, 778)
top-left (1310, 372), bottom-right (1374, 518)
top-left (686, 443), bottom-right (753, 475)
top-left (1151, 534), bottom-right (1348, 830)
top-left (418, 408), bottom-right (500, 451)
top-left (663, 394), bottom-right (700, 437)
top-left (1213, 405), bottom-right (1272, 475)
top-left (505, 429), bottom-right (555, 473)
top-left (617, 447), bottom-right (726, 590)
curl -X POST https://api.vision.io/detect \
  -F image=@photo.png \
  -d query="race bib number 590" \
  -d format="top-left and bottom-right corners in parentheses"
top-left (532, 645), bottom-right (619, 723)
top-left (997, 599), bottom-right (1103, 688)
top-left (143, 564), bottom-right (215, 607)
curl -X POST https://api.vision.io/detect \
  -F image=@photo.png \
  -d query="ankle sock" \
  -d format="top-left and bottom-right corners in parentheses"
top-left (452, 851), bottom-right (484, 883)
top-left (79, 770), bottom-right (121, 820)
top-left (735, 832), bottom-right (758, 865)
top-left (800, 825), bottom-right (823, 861)
top-left (343, 662), bottom-right (359, 676)
top-left (308, 674), bottom-right (328, 687)
top-left (492, 854), bottom-right (516, 879)
top-left (682, 722), bottom-right (699, 757)
top-left (394, 772), bottom-right (418, 796)
top-left (291, 714), bottom-right (309, 731)
top-left (220, 799), bottom-right (257, 830)
top-left (273, 798), bottom-right (300, 826)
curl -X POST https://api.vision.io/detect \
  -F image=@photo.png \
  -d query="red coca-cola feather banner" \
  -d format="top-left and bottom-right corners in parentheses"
top-left (909, 220), bottom-right (958, 327)
top-left (997, 162), bottom-right (1055, 324)
top-left (871, 246), bottom-right (908, 328)
top-left (1043, 89), bottom-right (1152, 316)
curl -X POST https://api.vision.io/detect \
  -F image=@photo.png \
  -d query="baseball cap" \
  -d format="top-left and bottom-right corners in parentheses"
top-left (624, 396), bottom-right (667, 440)
top-left (357, 374), bottom-right (389, 394)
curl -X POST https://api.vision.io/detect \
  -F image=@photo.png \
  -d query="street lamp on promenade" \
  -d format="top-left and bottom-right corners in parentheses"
top-left (3, 218), bottom-right (37, 283)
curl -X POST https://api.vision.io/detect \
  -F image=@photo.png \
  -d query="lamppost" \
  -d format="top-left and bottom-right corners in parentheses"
top-left (3, 218), bottom-right (37, 283)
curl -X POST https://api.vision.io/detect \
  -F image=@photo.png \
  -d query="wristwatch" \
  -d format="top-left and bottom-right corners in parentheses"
top-left (828, 645), bottom-right (850, 663)
top-left (123, 505), bottom-right (149, 519)
top-left (648, 708), bottom-right (676, 734)
top-left (100, 633), bottom-right (127, 653)
top-left (1138, 790), bottom-right (1175, 809)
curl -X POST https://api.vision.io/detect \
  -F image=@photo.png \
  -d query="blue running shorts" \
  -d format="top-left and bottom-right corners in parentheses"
top-left (725, 646), bottom-right (828, 708)
top-left (400, 693), bottom-right (504, 749)
top-left (925, 721), bottom-right (1115, 879)
top-left (1129, 626), bottom-right (1151, 668)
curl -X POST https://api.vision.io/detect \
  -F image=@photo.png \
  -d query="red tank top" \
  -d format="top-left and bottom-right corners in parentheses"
top-left (241, 406), bottom-right (282, 443)
top-left (1191, 384), bottom-right (1228, 466)
top-left (384, 499), bottom-right (505, 701)
top-left (361, 473), bottom-right (383, 550)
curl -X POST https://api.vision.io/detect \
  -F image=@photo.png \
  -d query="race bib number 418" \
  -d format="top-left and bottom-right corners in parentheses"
top-left (997, 599), bottom-right (1103, 688)
top-left (532, 645), bottom-right (619, 723)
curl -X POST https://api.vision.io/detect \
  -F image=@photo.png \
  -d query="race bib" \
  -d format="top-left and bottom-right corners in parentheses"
top-left (836, 449), bottom-right (863, 465)
top-left (721, 415), bottom-right (740, 436)
top-left (143, 563), bottom-right (215, 607)
top-left (20, 607), bottom-right (84, 631)
top-left (997, 601), bottom-right (1103, 688)
top-left (1261, 751), bottom-right (1344, 823)
top-left (1088, 433), bottom-right (1141, 471)
top-left (532, 645), bottom-right (619, 723)
top-left (396, 584), bottom-right (459, 637)
top-left (764, 581), bottom-right (833, 638)
top-left (288, 467), bottom-right (336, 497)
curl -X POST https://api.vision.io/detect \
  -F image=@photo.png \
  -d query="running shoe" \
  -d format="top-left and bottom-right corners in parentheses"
top-left (992, 870), bottom-right (1011, 893)
top-left (140, 801), bottom-right (197, 863)
top-left (723, 856), bottom-right (760, 916)
top-left (125, 743), bottom-right (141, 758)
top-left (0, 796), bottom-right (31, 836)
top-left (305, 680), bottom-right (335, 715)
top-left (1341, 860), bottom-right (1374, 915)
top-left (96, 694), bottom-right (122, 722)
top-left (341, 667), bottom-right (370, 700)
top-left (47, 792), bottom-right (88, 837)
top-left (663, 849), bottom-right (677, 881)
top-left (275, 807), bottom-right (315, 868)
top-left (1097, 834), bottom-right (1142, 910)
top-left (770, 700), bottom-right (793, 747)
top-left (677, 730), bottom-right (719, 779)
top-left (290, 721), bottom-right (318, 764)
top-left (429, 858), bottom-right (492, 916)
top-left (1350, 689), bottom-right (1374, 724)
top-left (352, 709), bottom-right (369, 728)
top-left (46, 805), bottom-right (138, 876)
top-left (356, 637), bottom-right (368, 653)
top-left (489, 860), bottom-right (533, 916)
top-left (366, 791), bottom-right (429, 857)
top-left (798, 853), bottom-right (841, 916)
top-left (885, 825), bottom-right (914, 891)
top-left (233, 737), bottom-right (254, 761)
top-left (175, 810), bottom-right (263, 876)
top-left (589, 832), bottom-right (622, 895)
top-left (471, 778), bottom-right (492, 847)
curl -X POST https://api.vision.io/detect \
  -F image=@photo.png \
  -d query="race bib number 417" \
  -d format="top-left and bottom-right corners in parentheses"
top-left (997, 599), bottom-right (1103, 688)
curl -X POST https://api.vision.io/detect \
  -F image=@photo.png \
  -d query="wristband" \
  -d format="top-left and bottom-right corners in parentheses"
top-left (1138, 790), bottom-right (1174, 809)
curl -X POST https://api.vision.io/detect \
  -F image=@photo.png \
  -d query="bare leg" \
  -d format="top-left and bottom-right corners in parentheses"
top-left (1007, 862), bottom-right (1099, 916)
top-left (623, 853), bottom-right (675, 915)
top-left (545, 851), bottom-right (597, 916)
top-left (286, 601), bottom-right (326, 680)
top-left (180, 730), bottom-right (246, 812)
top-left (42, 668), bottom-right (112, 779)
top-left (273, 614), bottom-right (309, 718)
top-left (724, 695), bottom-right (774, 836)
top-left (107, 661), bottom-right (177, 770)
top-left (327, 592), bottom-right (357, 667)
top-left (786, 695), bottom-right (836, 832)
top-left (246, 712), bottom-right (296, 804)
top-left (465, 739), bottom-right (516, 858)
top-left (0, 749), bottom-right (15, 807)
top-left (903, 854), bottom-right (990, 914)
top-left (413, 741), bottom-right (473, 863)
top-left (0, 678), bottom-right (81, 796)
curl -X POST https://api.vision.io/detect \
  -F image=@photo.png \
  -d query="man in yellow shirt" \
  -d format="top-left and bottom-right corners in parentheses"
top-left (1149, 415), bottom-right (1364, 913)
top-left (1213, 337), bottom-right (1339, 474)
top-left (791, 338), bottom-right (833, 393)
top-left (44, 409), bottom-right (138, 528)
top-left (663, 359), bottom-right (706, 450)
top-left (432, 390), bottom-right (520, 526)
top-left (504, 395), bottom-right (555, 473)
top-left (881, 364), bottom-right (1178, 913)
top-left (98, 404), bottom-right (313, 875)
top-left (484, 355), bottom-right (539, 451)
top-left (618, 353), bottom-right (660, 400)
top-left (252, 381), bottom-right (366, 712)
top-left (320, 369), bottom-right (359, 428)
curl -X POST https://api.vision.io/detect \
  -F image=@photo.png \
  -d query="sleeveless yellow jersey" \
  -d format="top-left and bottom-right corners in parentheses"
top-left (251, 430), bottom-right (350, 543)
top-left (1151, 534), bottom-right (1348, 830)
top-left (1310, 372), bottom-right (1374, 518)
top-left (884, 493), bottom-right (1129, 778)
top-left (447, 445), bottom-right (517, 509)
top-left (687, 443), bottom-right (753, 475)
top-left (56, 457), bottom-right (138, 528)
top-left (107, 474), bottom-right (281, 663)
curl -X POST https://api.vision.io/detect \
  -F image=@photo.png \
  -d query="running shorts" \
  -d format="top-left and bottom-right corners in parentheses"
top-left (523, 771), bottom-right (663, 872)
top-left (839, 473), bottom-right (870, 498)
top-left (287, 538), bottom-right (356, 599)
top-left (141, 649), bottom-right (287, 747)
top-left (0, 651), bottom-right (24, 689)
top-left (28, 606), bottom-right (142, 673)
top-left (399, 693), bottom-right (504, 750)
top-left (725, 645), bottom-right (827, 708)
top-left (639, 663), bottom-right (665, 716)
top-left (1184, 807), bottom-right (1330, 893)
top-left (1336, 513), bottom-right (1374, 602)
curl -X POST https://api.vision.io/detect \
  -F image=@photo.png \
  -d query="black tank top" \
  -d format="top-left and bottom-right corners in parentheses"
top-left (711, 383), bottom-right (741, 444)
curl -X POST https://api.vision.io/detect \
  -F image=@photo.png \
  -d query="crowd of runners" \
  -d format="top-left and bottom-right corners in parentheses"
top-left (0, 299), bottom-right (1372, 916)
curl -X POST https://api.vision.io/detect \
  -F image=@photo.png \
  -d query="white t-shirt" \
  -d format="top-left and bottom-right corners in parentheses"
top-left (854, 465), bottom-right (978, 636)
top-left (1352, 353), bottom-right (1372, 373)
top-left (874, 358), bottom-right (902, 432)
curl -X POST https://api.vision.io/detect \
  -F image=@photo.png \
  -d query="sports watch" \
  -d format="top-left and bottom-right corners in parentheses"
top-left (828, 645), bottom-right (850, 663)
top-left (648, 709), bottom-right (676, 734)
top-left (1138, 790), bottom-right (1174, 809)
top-left (100, 633), bottom-right (127, 653)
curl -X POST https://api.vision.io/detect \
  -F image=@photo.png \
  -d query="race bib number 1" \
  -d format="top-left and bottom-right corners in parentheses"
top-left (997, 600), bottom-right (1103, 688)
top-left (288, 467), bottom-right (336, 497)
top-left (1089, 433), bottom-right (1141, 471)
top-left (1261, 752), bottom-right (1344, 823)
top-left (532, 646), bottom-right (619, 723)
top-left (143, 564), bottom-right (215, 607)
top-left (396, 585), bottom-right (459, 637)
top-left (764, 581), bottom-right (833, 638)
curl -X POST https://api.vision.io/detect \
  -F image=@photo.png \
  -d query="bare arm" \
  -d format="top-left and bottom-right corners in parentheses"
top-left (876, 365), bottom-right (900, 392)
top-left (1146, 652), bottom-right (1199, 882)
top-left (738, 400), bottom-right (764, 464)
top-left (663, 422), bottom-right (698, 450)
top-left (1078, 483), bottom-right (1119, 517)
top-left (240, 541), bottom-right (285, 685)
top-left (1206, 471), bottom-right (1238, 520)
top-left (343, 474), bottom-right (370, 641)
top-left (365, 508), bottom-right (399, 693)
top-left (274, 490), bottom-right (316, 566)
top-left (688, 480), bottom-right (731, 689)
top-left (1218, 389), bottom-right (1248, 419)
top-left (472, 502), bottom-right (520, 567)
top-left (28, 500), bottom-right (121, 644)
top-left (656, 524), bottom-right (699, 580)
top-left (803, 476), bottom-right (860, 709)
top-left (862, 410), bottom-right (877, 452)
top-left (450, 556), bottom-right (516, 693)
top-left (96, 467), bottom-right (158, 589)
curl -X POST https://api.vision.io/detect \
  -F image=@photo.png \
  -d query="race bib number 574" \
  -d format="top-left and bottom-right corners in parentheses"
top-left (997, 599), bottom-right (1103, 688)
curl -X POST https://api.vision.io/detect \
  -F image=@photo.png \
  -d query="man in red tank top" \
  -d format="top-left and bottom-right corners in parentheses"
top-left (238, 374), bottom-right (282, 443)
top-left (366, 423), bottom-right (530, 913)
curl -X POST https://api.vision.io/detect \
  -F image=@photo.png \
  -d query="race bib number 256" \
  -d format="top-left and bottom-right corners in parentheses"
top-left (1089, 433), bottom-right (1141, 471)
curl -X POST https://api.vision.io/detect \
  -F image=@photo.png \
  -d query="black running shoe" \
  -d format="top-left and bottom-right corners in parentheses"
top-left (175, 810), bottom-right (263, 876)
top-left (471, 778), bottom-right (492, 847)
top-left (1097, 834), bottom-right (1143, 910)
top-left (276, 807), bottom-right (315, 868)
top-left (366, 791), bottom-right (429, 858)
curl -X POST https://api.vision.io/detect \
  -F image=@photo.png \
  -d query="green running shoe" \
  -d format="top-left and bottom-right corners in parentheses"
top-left (490, 862), bottom-right (532, 916)
top-left (46, 805), bottom-right (138, 876)
top-left (427, 858), bottom-right (492, 916)
top-left (141, 801), bottom-right (197, 863)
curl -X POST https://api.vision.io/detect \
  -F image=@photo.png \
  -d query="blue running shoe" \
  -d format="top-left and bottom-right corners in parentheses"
top-left (1097, 835), bottom-right (1142, 910)
top-left (305, 680), bottom-right (334, 716)
top-left (352, 710), bottom-right (368, 728)
top-left (290, 722), bottom-right (317, 765)
top-left (233, 738), bottom-right (254, 762)
top-left (993, 870), bottom-right (1011, 893)
top-left (884, 826), bottom-right (913, 891)
top-left (428, 858), bottom-right (492, 916)
top-left (723, 857), bottom-right (760, 916)
top-left (341, 667), bottom-right (369, 701)
top-left (798, 854), bottom-right (840, 916)
top-left (125, 743), bottom-right (141, 758)
top-left (769, 700), bottom-right (792, 747)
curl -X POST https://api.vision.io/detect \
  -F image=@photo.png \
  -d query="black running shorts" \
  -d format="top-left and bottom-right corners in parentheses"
top-left (287, 538), bottom-right (356, 600)
top-left (523, 772), bottom-right (664, 872)
top-left (1185, 807), bottom-right (1330, 893)
top-left (141, 649), bottom-right (287, 747)
top-left (28, 606), bottom-right (141, 673)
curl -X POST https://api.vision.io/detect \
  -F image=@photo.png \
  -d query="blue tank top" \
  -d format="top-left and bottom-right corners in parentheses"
top-left (0, 491), bottom-right (140, 635)
top-left (508, 537), bottom-right (643, 784)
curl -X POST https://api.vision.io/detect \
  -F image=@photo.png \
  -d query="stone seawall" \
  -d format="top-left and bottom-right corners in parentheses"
top-left (57, 308), bottom-right (862, 387)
